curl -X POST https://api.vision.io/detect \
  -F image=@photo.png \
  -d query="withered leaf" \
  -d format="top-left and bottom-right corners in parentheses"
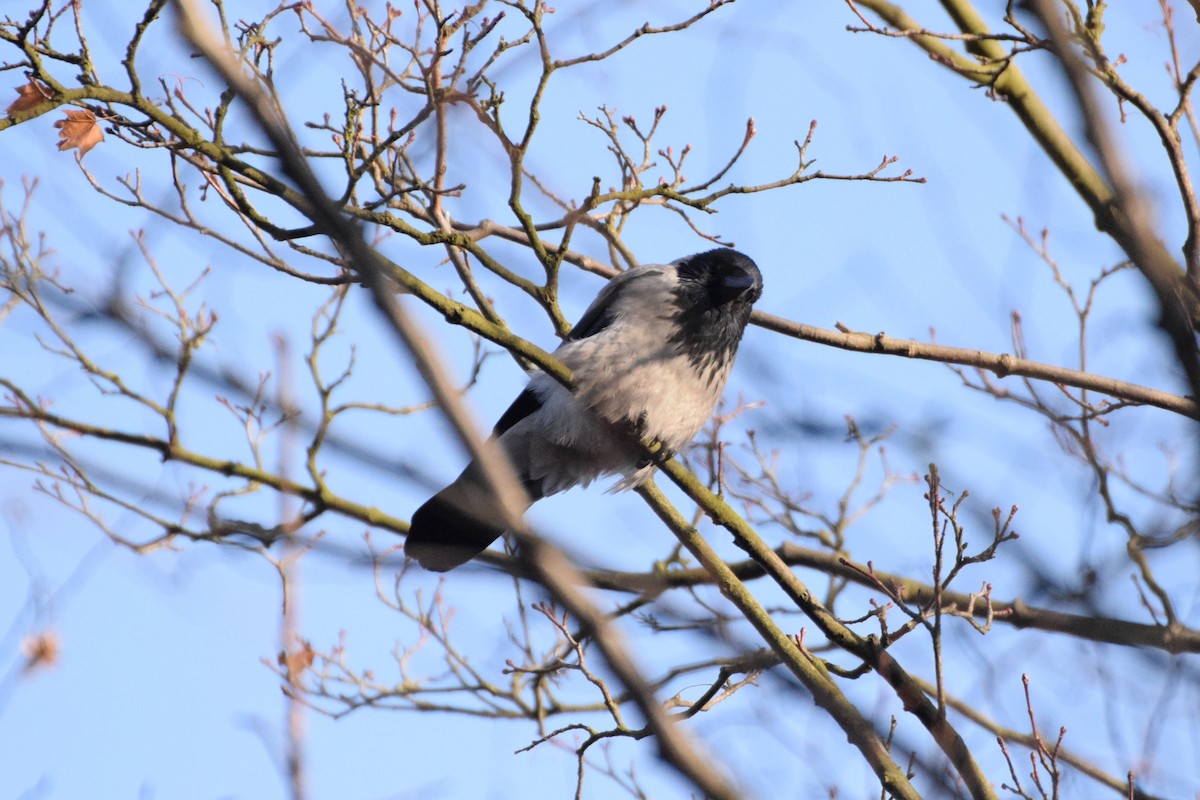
top-left (20, 630), bottom-right (60, 674)
top-left (277, 639), bottom-right (315, 685)
top-left (6, 80), bottom-right (54, 115)
top-left (53, 109), bottom-right (104, 156)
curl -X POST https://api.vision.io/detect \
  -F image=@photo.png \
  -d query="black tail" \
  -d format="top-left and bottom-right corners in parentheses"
top-left (405, 464), bottom-right (542, 571)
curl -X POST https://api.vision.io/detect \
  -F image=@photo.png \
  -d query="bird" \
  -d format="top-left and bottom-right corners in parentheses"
top-left (405, 248), bottom-right (763, 571)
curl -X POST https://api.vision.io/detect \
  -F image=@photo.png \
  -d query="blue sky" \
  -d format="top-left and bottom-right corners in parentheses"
top-left (3, 2), bottom-right (1199, 798)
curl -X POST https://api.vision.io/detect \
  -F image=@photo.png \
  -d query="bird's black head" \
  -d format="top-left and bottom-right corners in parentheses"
top-left (669, 248), bottom-right (763, 372)
top-left (674, 248), bottom-right (763, 309)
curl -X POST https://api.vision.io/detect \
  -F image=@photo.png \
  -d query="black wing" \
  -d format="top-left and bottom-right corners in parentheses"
top-left (493, 387), bottom-right (542, 437)
top-left (567, 267), bottom-right (662, 341)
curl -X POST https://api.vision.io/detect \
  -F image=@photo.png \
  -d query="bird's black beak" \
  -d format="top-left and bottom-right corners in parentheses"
top-left (716, 268), bottom-right (761, 304)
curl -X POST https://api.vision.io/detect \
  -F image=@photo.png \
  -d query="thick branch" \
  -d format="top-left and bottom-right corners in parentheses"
top-left (635, 481), bottom-right (922, 800)
top-left (653, 460), bottom-right (999, 800)
top-left (172, 4), bottom-right (742, 796)
top-left (584, 543), bottom-right (1200, 655)
top-left (852, 0), bottom-right (1200, 404)
top-left (755, 312), bottom-right (1198, 417)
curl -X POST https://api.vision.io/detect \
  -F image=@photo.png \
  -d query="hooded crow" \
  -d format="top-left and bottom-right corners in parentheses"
top-left (405, 248), bottom-right (763, 571)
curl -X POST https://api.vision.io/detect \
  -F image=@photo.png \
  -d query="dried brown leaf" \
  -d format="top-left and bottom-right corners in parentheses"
top-left (277, 639), bottom-right (315, 684)
top-left (20, 630), bottom-right (60, 674)
top-left (53, 109), bottom-right (104, 156)
top-left (6, 80), bottom-right (54, 115)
